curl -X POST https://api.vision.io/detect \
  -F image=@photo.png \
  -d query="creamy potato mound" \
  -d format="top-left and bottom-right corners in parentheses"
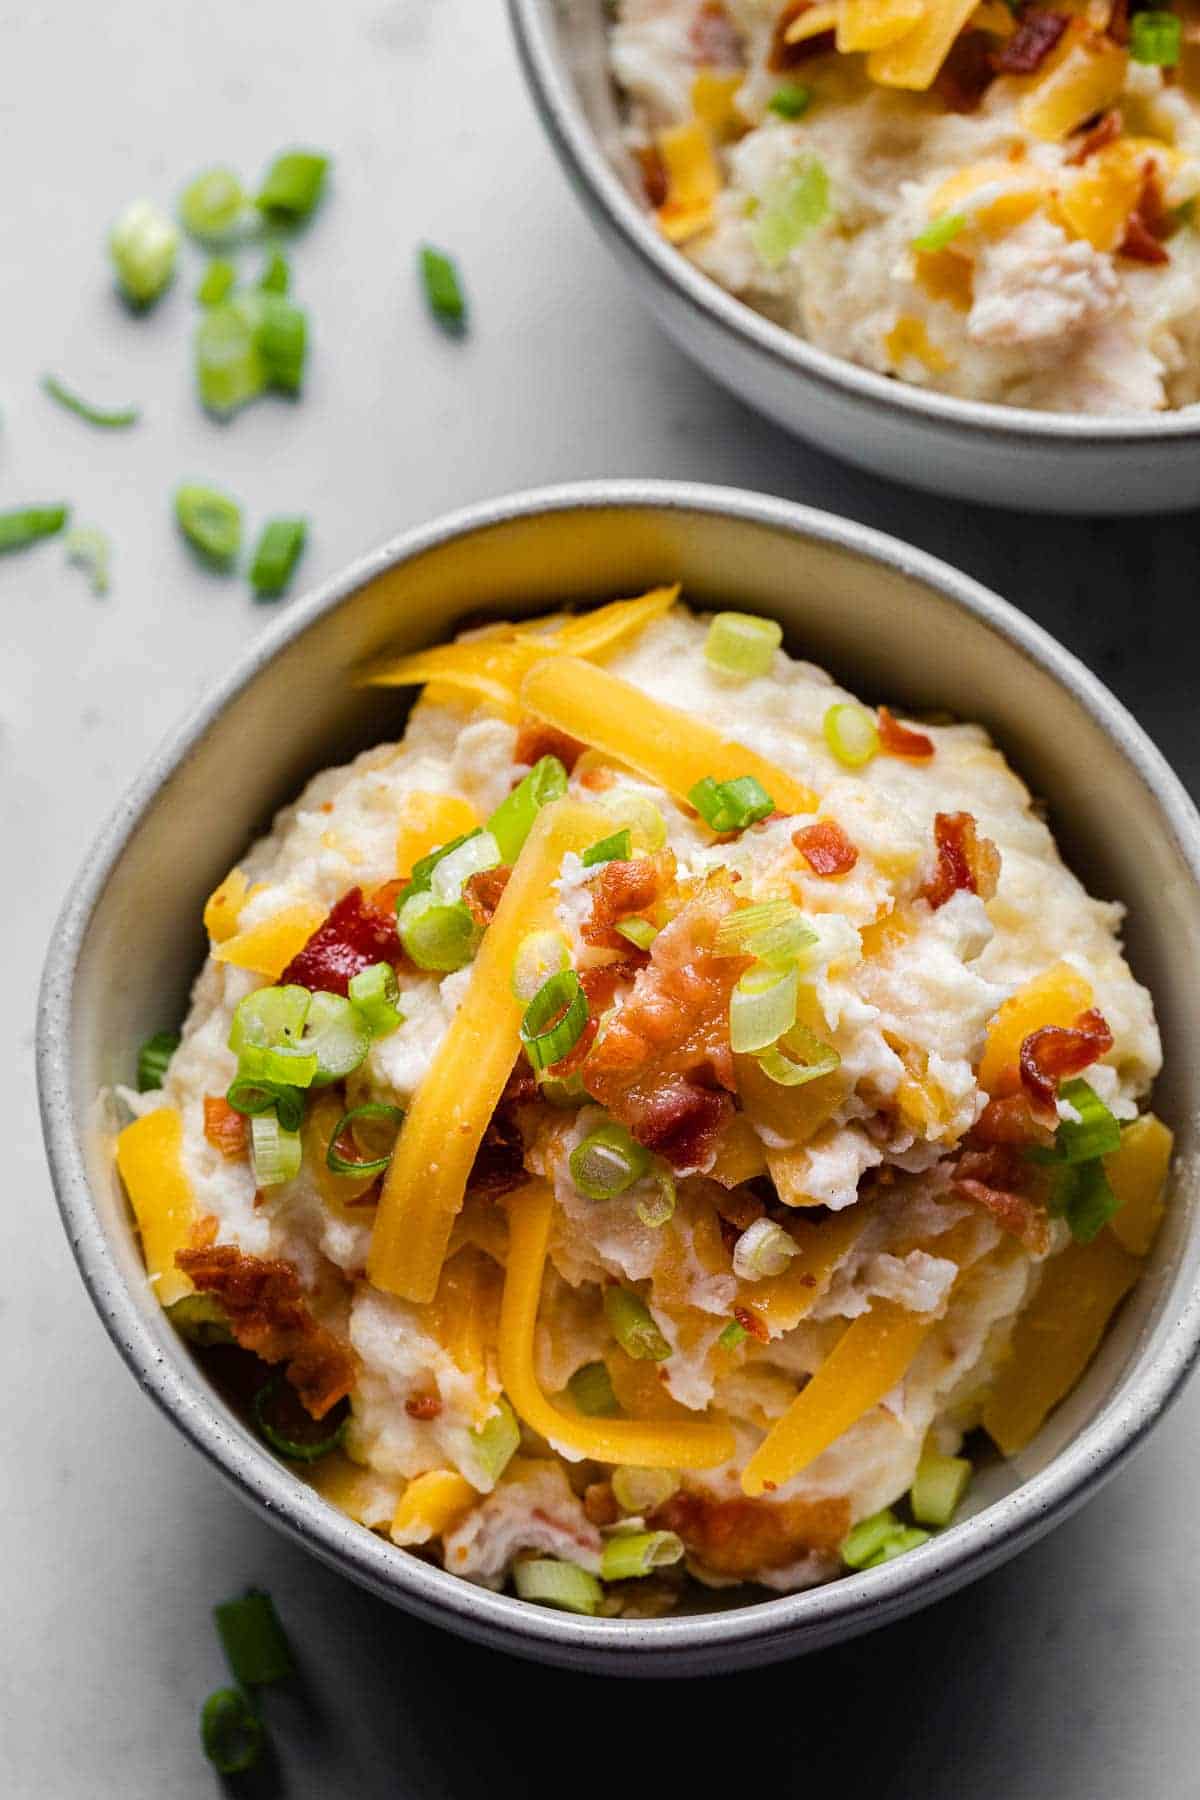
top-left (613, 0), bottom-right (1200, 412)
top-left (118, 596), bottom-right (1168, 1610)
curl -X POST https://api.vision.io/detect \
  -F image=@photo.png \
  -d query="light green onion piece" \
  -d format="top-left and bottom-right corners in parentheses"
top-left (599, 788), bottom-right (668, 852)
top-left (257, 150), bottom-right (330, 221)
top-left (511, 930), bottom-right (570, 1003)
top-left (729, 961), bottom-right (799, 1054)
top-left (41, 374), bottom-right (139, 429)
top-left (567, 1361), bottom-right (620, 1417)
top-left (233, 1041), bottom-right (317, 1089)
top-left (750, 154), bottom-right (829, 269)
top-left (513, 1558), bottom-right (602, 1616)
top-left (732, 1217), bottom-right (799, 1281)
top-left (167, 1293), bottom-right (233, 1346)
top-left (110, 199), bottom-right (179, 307)
top-left (201, 1688), bottom-right (263, 1776)
top-left (718, 1319), bottom-right (749, 1351)
top-left (540, 1073), bottom-right (588, 1108)
top-left (910, 1447), bottom-right (972, 1527)
top-left (689, 774), bottom-right (775, 834)
top-left (348, 962), bottom-right (404, 1038)
top-left (570, 1122), bottom-right (651, 1199)
top-left (520, 970), bottom-right (588, 1072)
top-left (840, 1508), bottom-right (901, 1570)
top-left (214, 1588), bottom-right (294, 1686)
top-left (912, 212), bottom-right (965, 253)
top-left (704, 611), bottom-right (782, 679)
top-left (1130, 9), bottom-right (1181, 65)
top-left (250, 1112), bottom-right (303, 1187)
top-left (713, 900), bottom-right (817, 968)
top-left (197, 259), bottom-right (237, 306)
top-left (250, 518), bottom-right (307, 600)
top-left (398, 890), bottom-right (480, 972)
top-left (180, 166), bottom-right (248, 242)
top-left (430, 829), bottom-right (501, 905)
top-left (768, 82), bottom-right (812, 119)
top-left (254, 292), bottom-right (308, 393)
top-left (65, 525), bottom-right (112, 597)
top-left (756, 1022), bottom-right (840, 1088)
top-left (604, 1286), bottom-right (670, 1362)
top-left (420, 244), bottom-right (467, 329)
top-left (601, 1530), bottom-right (684, 1581)
top-left (487, 755), bottom-right (567, 863)
top-left (615, 918), bottom-right (659, 951)
top-left (1055, 1079), bottom-right (1121, 1165)
top-left (175, 482), bottom-right (242, 567)
top-left (582, 828), bottom-right (633, 867)
top-left (635, 1168), bottom-right (676, 1229)
top-left (0, 505), bottom-right (69, 552)
top-left (229, 984), bottom-right (311, 1057)
top-left (259, 248), bottom-right (290, 293)
top-left (300, 991), bottom-right (372, 1085)
top-left (864, 1526), bottom-right (930, 1566)
top-left (611, 1466), bottom-right (679, 1515)
top-left (325, 1102), bottom-right (404, 1176)
top-left (137, 1030), bottom-right (179, 1092)
top-left (823, 702), bottom-right (879, 769)
top-left (194, 298), bottom-right (267, 416)
top-left (470, 1397), bottom-right (520, 1485)
top-left (225, 1074), bottom-right (306, 1132)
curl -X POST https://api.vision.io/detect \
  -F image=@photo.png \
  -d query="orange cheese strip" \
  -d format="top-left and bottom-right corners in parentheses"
top-left (391, 1471), bottom-right (477, 1546)
top-left (868, 0), bottom-right (979, 89)
top-left (1106, 1113), bottom-right (1172, 1258)
top-left (211, 902), bottom-right (327, 981)
top-left (838, 0), bottom-right (924, 53)
top-left (977, 962), bottom-right (1094, 1095)
top-left (116, 1108), bottom-right (195, 1307)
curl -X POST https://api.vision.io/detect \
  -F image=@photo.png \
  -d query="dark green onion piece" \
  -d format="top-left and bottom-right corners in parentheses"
top-left (253, 1372), bottom-right (350, 1463)
top-left (255, 293), bottom-right (308, 393)
top-left (41, 374), bottom-right (139, 429)
top-left (225, 1075), bottom-right (306, 1133)
top-left (179, 166), bottom-right (248, 242)
top-left (250, 517), bottom-right (307, 599)
top-left (1052, 1159), bottom-right (1121, 1245)
top-left (257, 150), bottom-right (330, 221)
top-left (326, 1102), bottom-right (405, 1176)
top-left (718, 1318), bottom-right (749, 1351)
top-left (347, 962), bottom-right (404, 1037)
top-left (259, 247), bottom-right (290, 293)
top-left (0, 505), bottom-right (68, 553)
top-left (200, 1687), bottom-right (262, 1775)
top-left (520, 970), bottom-right (588, 1072)
top-left (768, 82), bottom-right (811, 119)
top-left (137, 1030), bottom-right (179, 1092)
top-left (214, 1588), bottom-right (295, 1685)
top-left (175, 483), bottom-right (242, 567)
top-left (1055, 1078), bottom-right (1122, 1165)
top-left (566, 1360), bottom-right (620, 1417)
top-left (582, 829), bottom-right (633, 868)
top-left (196, 259), bottom-right (236, 307)
top-left (487, 756), bottom-right (567, 863)
top-left (397, 891), bottom-right (480, 971)
top-left (166, 1293), bottom-right (233, 1346)
top-left (688, 773), bottom-right (774, 833)
top-left (1130, 9), bottom-right (1181, 64)
top-left (420, 245), bottom-right (467, 329)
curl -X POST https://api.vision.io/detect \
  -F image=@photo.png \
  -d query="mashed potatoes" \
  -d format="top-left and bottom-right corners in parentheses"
top-left (116, 593), bottom-right (1172, 1614)
top-left (612, 0), bottom-right (1200, 412)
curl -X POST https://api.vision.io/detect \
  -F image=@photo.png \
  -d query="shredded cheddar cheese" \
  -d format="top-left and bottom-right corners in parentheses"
top-left (210, 902), bottom-right (326, 981)
top-left (391, 1470), bottom-right (477, 1546)
top-left (116, 1108), bottom-right (195, 1307)
top-left (655, 122), bottom-right (722, 243)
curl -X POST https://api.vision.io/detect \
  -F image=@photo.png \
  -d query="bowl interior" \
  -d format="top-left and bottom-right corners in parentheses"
top-left (52, 491), bottom-right (1200, 1653)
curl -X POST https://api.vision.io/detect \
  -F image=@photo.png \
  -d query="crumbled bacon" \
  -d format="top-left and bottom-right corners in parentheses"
top-left (174, 1243), bottom-right (356, 1418)
top-left (992, 9), bottom-right (1068, 73)
top-left (952, 1147), bottom-right (1050, 1254)
top-left (513, 718), bottom-right (585, 773)
top-left (878, 706), bottom-right (935, 761)
top-left (690, 0), bottom-right (742, 66)
top-left (1119, 161), bottom-right (1173, 265)
top-left (936, 30), bottom-right (998, 113)
top-left (1019, 1007), bottom-right (1113, 1126)
top-left (203, 1095), bottom-right (248, 1161)
top-left (1067, 108), bottom-right (1123, 164)
top-left (405, 1392), bottom-right (443, 1421)
top-left (583, 1481), bottom-right (620, 1528)
top-left (463, 865), bottom-right (511, 927)
top-left (280, 886), bottom-right (402, 996)
top-left (715, 1188), bottom-right (766, 1233)
top-left (768, 1), bottom-right (834, 68)
top-left (793, 819), bottom-right (859, 877)
top-left (581, 849), bottom-right (676, 950)
top-left (628, 1079), bottom-right (732, 1170)
top-left (920, 811), bottom-right (1001, 910)
top-left (468, 1108), bottom-right (528, 1199)
top-left (634, 144), bottom-right (669, 210)
top-left (734, 1305), bottom-right (770, 1343)
top-left (546, 958), bottom-right (645, 1079)
top-left (972, 1091), bottom-right (1055, 1149)
top-left (654, 1489), bottom-right (851, 1574)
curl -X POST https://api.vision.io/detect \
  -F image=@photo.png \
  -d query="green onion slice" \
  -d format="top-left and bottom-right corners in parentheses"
top-left (1051, 1158), bottom-right (1121, 1244)
top-left (634, 1168), bottom-right (676, 1230)
top-left (65, 525), bottom-right (112, 596)
top-left (823, 702), bottom-right (879, 769)
top-left (236, 1040), bottom-right (319, 1090)
top-left (41, 374), bottom-right (139, 429)
top-left (598, 787), bottom-right (668, 852)
top-left (299, 991), bottom-right (371, 1086)
top-left (912, 211), bottom-right (966, 253)
top-left (110, 198), bottom-right (179, 307)
top-left (194, 298), bottom-right (266, 416)
top-left (200, 1687), bottom-right (263, 1776)
top-left (733, 1217), bottom-right (799, 1281)
top-left (840, 1508), bottom-right (901, 1570)
top-left (250, 517), bottom-right (307, 600)
top-left (0, 505), bottom-right (68, 553)
top-left (729, 961), bottom-right (799, 1054)
top-left (511, 930), bottom-right (570, 1004)
top-left (570, 1122), bottom-right (651, 1199)
top-left (166, 1293), bottom-right (233, 1346)
top-left (180, 166), bottom-right (248, 242)
top-left (615, 917), bottom-right (659, 951)
top-left (567, 1361), bottom-right (620, 1418)
top-left (1130, 9), bottom-right (1181, 64)
top-left (1055, 1079), bottom-right (1121, 1165)
top-left (910, 1447), bottom-right (971, 1527)
top-left (713, 899), bottom-right (817, 967)
top-left (347, 961), bottom-right (404, 1038)
top-left (756, 1022), bottom-right (840, 1088)
top-left (259, 248), bottom-right (290, 293)
top-left (257, 149), bottom-right (330, 221)
top-left (397, 890), bottom-right (481, 972)
top-left (254, 292), bottom-right (308, 393)
top-left (704, 611), bottom-right (782, 679)
top-left (430, 829), bottom-right (501, 905)
top-left (750, 153), bottom-right (829, 268)
top-left (420, 244), bottom-right (467, 329)
top-left (470, 1397), bottom-right (521, 1485)
top-left (230, 984), bottom-right (310, 1055)
top-left (196, 259), bottom-right (236, 307)
top-left (611, 1466), bottom-right (679, 1514)
top-left (717, 1319), bottom-right (749, 1351)
top-left (253, 1372), bottom-right (349, 1463)
top-left (864, 1526), bottom-right (930, 1566)
top-left (214, 1588), bottom-right (295, 1685)
top-left (226, 1074), bottom-right (306, 1132)
top-left (487, 756), bottom-right (568, 863)
top-left (600, 1529), bottom-right (684, 1581)
top-left (539, 1072), bottom-right (588, 1108)
top-left (175, 483), bottom-right (242, 566)
top-left (688, 774), bottom-right (774, 833)
top-left (326, 1102), bottom-right (405, 1177)
top-left (582, 829), bottom-right (633, 868)
top-left (768, 82), bottom-right (812, 119)
top-left (397, 831), bottom-right (481, 907)
top-left (513, 1558), bottom-right (602, 1615)
top-left (520, 970), bottom-right (588, 1072)
top-left (604, 1285), bottom-right (670, 1362)
top-left (137, 1029), bottom-right (179, 1092)
top-left (250, 1112), bottom-right (303, 1187)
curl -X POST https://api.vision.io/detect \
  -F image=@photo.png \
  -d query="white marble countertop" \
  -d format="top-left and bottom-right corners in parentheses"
top-left (5, 1), bottom-right (1199, 1792)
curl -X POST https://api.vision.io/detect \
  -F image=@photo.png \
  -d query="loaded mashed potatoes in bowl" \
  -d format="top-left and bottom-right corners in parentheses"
top-left (611, 0), bottom-right (1200, 412)
top-left (115, 588), bottom-right (1174, 1618)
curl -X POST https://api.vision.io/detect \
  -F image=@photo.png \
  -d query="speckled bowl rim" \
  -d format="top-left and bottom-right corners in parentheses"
top-left (508, 0), bottom-right (1200, 448)
top-left (36, 481), bottom-right (1200, 1673)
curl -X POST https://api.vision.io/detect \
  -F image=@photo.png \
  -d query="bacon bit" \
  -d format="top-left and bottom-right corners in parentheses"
top-left (952, 1146), bottom-right (1050, 1253)
top-left (768, 1), bottom-right (834, 68)
top-left (877, 706), bottom-right (935, 761)
top-left (690, 0), bottom-right (742, 66)
top-left (468, 1108), bottom-right (528, 1199)
top-left (584, 1481), bottom-right (620, 1528)
top-left (581, 849), bottom-right (677, 950)
top-left (631, 1079), bottom-right (732, 1171)
top-left (1107, 0), bottom-right (1130, 46)
top-left (174, 1243), bottom-right (356, 1418)
top-left (463, 865), bottom-right (511, 928)
top-left (734, 1305), bottom-right (770, 1344)
top-left (1067, 108), bottom-right (1123, 165)
top-left (1019, 1007), bottom-right (1113, 1126)
top-left (920, 811), bottom-right (1001, 910)
top-left (203, 1095), bottom-right (248, 1161)
top-left (405, 1392), bottom-right (443, 1421)
top-left (280, 886), bottom-right (402, 996)
top-left (654, 1489), bottom-right (850, 1573)
top-left (972, 1091), bottom-right (1055, 1149)
top-left (634, 143), bottom-right (669, 209)
top-left (1119, 161), bottom-right (1173, 265)
top-left (546, 959), bottom-right (645, 1079)
top-left (793, 819), bottom-right (859, 878)
top-left (1120, 213), bottom-right (1170, 265)
top-left (992, 8), bottom-right (1068, 73)
top-left (513, 718), bottom-right (585, 772)
top-left (936, 30), bottom-right (998, 114)
top-left (715, 1189), bottom-right (766, 1233)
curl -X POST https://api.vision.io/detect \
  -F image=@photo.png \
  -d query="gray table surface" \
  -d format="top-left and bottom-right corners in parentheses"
top-left (4, 1), bottom-right (1198, 1793)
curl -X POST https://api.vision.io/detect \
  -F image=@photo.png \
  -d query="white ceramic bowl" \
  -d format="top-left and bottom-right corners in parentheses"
top-left (37, 482), bottom-right (1200, 1674)
top-left (509, 0), bottom-right (1200, 515)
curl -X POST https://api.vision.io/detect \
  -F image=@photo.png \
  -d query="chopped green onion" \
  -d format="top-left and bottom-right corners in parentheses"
top-left (471, 1396), bottom-right (520, 1485)
top-left (257, 150), bottom-right (330, 221)
top-left (582, 829), bottom-right (633, 867)
top-left (259, 247), bottom-right (290, 293)
top-left (521, 970), bottom-right (589, 1072)
top-left (175, 483), bottom-right (242, 567)
top-left (1055, 1079), bottom-right (1121, 1164)
top-left (225, 1074), bottom-right (306, 1132)
top-left (756, 1022), bottom-right (840, 1088)
top-left (250, 1112), bottom-right (303, 1187)
top-left (841, 1509), bottom-right (930, 1570)
top-left (513, 1558), bottom-right (602, 1615)
top-left (750, 154), bottom-right (829, 268)
top-left (601, 1529), bottom-right (684, 1581)
top-left (235, 1036), bottom-right (318, 1089)
top-left (180, 166), bottom-right (248, 241)
top-left (570, 1122), bottom-right (651, 1199)
top-left (635, 1168), bottom-right (676, 1230)
top-left (611, 1466), bottom-right (679, 1514)
top-left (136, 1030), bottom-right (179, 1092)
top-left (1131, 9), bottom-right (1181, 64)
top-left (1051, 1158), bottom-right (1121, 1244)
top-left (688, 774), bottom-right (775, 833)
top-left (110, 198), bottom-right (179, 307)
top-left (397, 890), bottom-right (481, 971)
top-left (420, 244), bottom-right (467, 329)
top-left (487, 756), bottom-right (568, 863)
top-left (539, 1072), bottom-right (588, 1108)
top-left (704, 611), bottom-right (782, 679)
top-left (430, 829), bottom-right (501, 904)
top-left (567, 1361), bottom-right (620, 1417)
top-left (823, 702), bottom-right (879, 768)
top-left (250, 517), bottom-right (307, 600)
top-left (194, 298), bottom-right (266, 415)
top-left (511, 930), bottom-right (571, 1003)
top-left (65, 525), bottom-right (112, 596)
top-left (230, 984), bottom-right (311, 1055)
top-left (604, 1286), bottom-right (670, 1362)
top-left (599, 788), bottom-right (668, 852)
top-left (910, 1447), bottom-right (972, 1527)
top-left (254, 292), bottom-right (308, 393)
top-left (864, 1526), bottom-right (930, 1566)
top-left (912, 212), bottom-right (966, 253)
top-left (166, 1293), bottom-right (233, 1346)
top-left (397, 831), bottom-right (481, 906)
top-left (768, 82), bottom-right (812, 119)
top-left (347, 962), bottom-right (404, 1038)
top-left (300, 991), bottom-right (371, 1085)
top-left (729, 962), bottom-right (799, 1054)
top-left (253, 1372), bottom-right (348, 1464)
top-left (718, 1319), bottom-right (749, 1351)
top-left (200, 1688), bottom-right (262, 1775)
top-left (325, 1102), bottom-right (405, 1176)
top-left (0, 505), bottom-right (68, 553)
top-left (733, 1217), bottom-right (799, 1281)
top-left (41, 374), bottom-right (139, 429)
top-left (615, 918), bottom-right (659, 951)
top-left (214, 1587), bottom-right (294, 1685)
top-left (713, 900), bottom-right (817, 967)
top-left (196, 259), bottom-right (236, 307)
